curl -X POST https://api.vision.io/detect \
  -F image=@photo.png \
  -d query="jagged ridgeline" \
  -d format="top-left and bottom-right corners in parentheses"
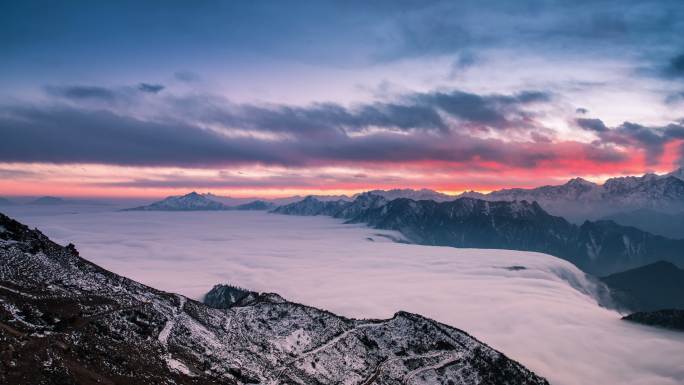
top-left (0, 212), bottom-right (549, 384)
top-left (124, 192), bottom-right (276, 211)
top-left (273, 193), bottom-right (684, 276)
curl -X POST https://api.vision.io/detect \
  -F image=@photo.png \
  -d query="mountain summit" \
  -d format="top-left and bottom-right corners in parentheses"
top-left (126, 192), bottom-right (231, 211)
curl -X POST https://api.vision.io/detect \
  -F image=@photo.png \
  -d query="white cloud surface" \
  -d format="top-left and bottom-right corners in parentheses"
top-left (3, 206), bottom-right (684, 385)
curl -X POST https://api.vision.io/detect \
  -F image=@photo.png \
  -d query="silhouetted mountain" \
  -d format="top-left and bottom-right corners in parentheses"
top-left (573, 221), bottom-right (684, 275)
top-left (360, 188), bottom-right (456, 202)
top-left (274, 194), bottom-right (684, 275)
top-left (350, 197), bottom-right (572, 253)
top-left (0, 197), bottom-right (13, 206)
top-left (333, 192), bottom-right (389, 219)
top-left (25, 196), bottom-right (110, 206)
top-left (205, 192), bottom-right (351, 207)
top-left (0, 212), bottom-right (549, 385)
top-left (485, 177), bottom-right (601, 204)
top-left (623, 309), bottom-right (684, 331)
top-left (126, 192), bottom-right (230, 211)
top-left (601, 208), bottom-right (684, 239)
top-left (271, 196), bottom-right (349, 216)
top-left (601, 261), bottom-right (684, 312)
top-left (28, 196), bottom-right (68, 205)
top-left (232, 200), bottom-right (276, 211)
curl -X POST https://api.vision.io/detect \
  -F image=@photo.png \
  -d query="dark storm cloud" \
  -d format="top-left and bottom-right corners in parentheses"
top-left (231, 102), bottom-right (449, 134)
top-left (412, 90), bottom-right (550, 127)
top-left (2, 0), bottom-right (683, 91)
top-left (45, 83), bottom-right (165, 105)
top-left (665, 91), bottom-right (684, 104)
top-left (665, 53), bottom-right (684, 77)
top-left (45, 85), bottom-right (118, 102)
top-left (579, 119), bottom-right (684, 165)
top-left (0, 96), bottom-right (627, 170)
top-left (0, 105), bottom-right (289, 167)
top-left (372, 0), bottom-right (684, 62)
top-left (137, 83), bottom-right (165, 93)
top-left (577, 118), bottom-right (608, 132)
top-left (174, 71), bottom-right (201, 82)
top-left (174, 89), bottom-right (552, 138)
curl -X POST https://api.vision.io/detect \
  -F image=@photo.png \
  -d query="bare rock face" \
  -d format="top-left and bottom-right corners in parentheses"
top-left (0, 212), bottom-right (549, 385)
top-left (203, 284), bottom-right (257, 308)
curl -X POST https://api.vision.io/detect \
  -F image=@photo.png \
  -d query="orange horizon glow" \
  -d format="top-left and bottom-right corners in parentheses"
top-left (1, 143), bottom-right (681, 199)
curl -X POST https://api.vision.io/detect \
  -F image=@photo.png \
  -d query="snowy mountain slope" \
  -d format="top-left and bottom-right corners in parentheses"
top-left (0, 212), bottom-right (549, 385)
top-left (127, 193), bottom-right (276, 211)
top-left (232, 200), bottom-right (276, 211)
top-left (333, 192), bottom-right (390, 219)
top-left (358, 188), bottom-right (457, 202)
top-left (466, 169), bottom-right (684, 220)
top-left (205, 193), bottom-right (352, 207)
top-left (271, 196), bottom-right (350, 216)
top-left (0, 197), bottom-right (13, 206)
top-left (126, 192), bottom-right (231, 211)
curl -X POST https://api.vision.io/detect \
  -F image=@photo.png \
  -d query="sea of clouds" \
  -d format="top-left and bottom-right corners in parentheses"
top-left (3, 206), bottom-right (684, 385)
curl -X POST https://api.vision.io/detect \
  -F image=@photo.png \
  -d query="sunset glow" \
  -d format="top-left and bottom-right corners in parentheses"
top-left (1, 1), bottom-right (683, 199)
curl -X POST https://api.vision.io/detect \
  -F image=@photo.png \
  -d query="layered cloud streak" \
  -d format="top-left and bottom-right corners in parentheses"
top-left (1, 84), bottom-right (682, 195)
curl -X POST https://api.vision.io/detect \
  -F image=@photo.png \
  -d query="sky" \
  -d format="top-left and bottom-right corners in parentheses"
top-left (2, 0), bottom-right (684, 198)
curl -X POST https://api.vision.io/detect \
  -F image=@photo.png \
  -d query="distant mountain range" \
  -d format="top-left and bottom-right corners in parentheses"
top-left (0, 212), bottom-right (549, 385)
top-left (126, 192), bottom-right (230, 210)
top-left (459, 168), bottom-right (684, 222)
top-left (274, 193), bottom-right (684, 275)
top-left (273, 168), bottom-right (684, 228)
top-left (125, 192), bottom-right (276, 211)
top-left (353, 168), bottom-right (684, 223)
top-left (601, 261), bottom-right (684, 312)
top-left (29, 196), bottom-right (68, 205)
top-left (0, 197), bottom-right (13, 206)
top-left (204, 192), bottom-right (351, 207)
top-left (21, 196), bottom-right (109, 206)
top-left (363, 188), bottom-right (456, 202)
top-left (231, 200), bottom-right (276, 211)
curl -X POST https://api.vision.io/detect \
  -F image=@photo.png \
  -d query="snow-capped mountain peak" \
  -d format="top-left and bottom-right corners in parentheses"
top-left (360, 188), bottom-right (457, 202)
top-left (564, 177), bottom-right (597, 188)
top-left (126, 191), bottom-right (230, 211)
